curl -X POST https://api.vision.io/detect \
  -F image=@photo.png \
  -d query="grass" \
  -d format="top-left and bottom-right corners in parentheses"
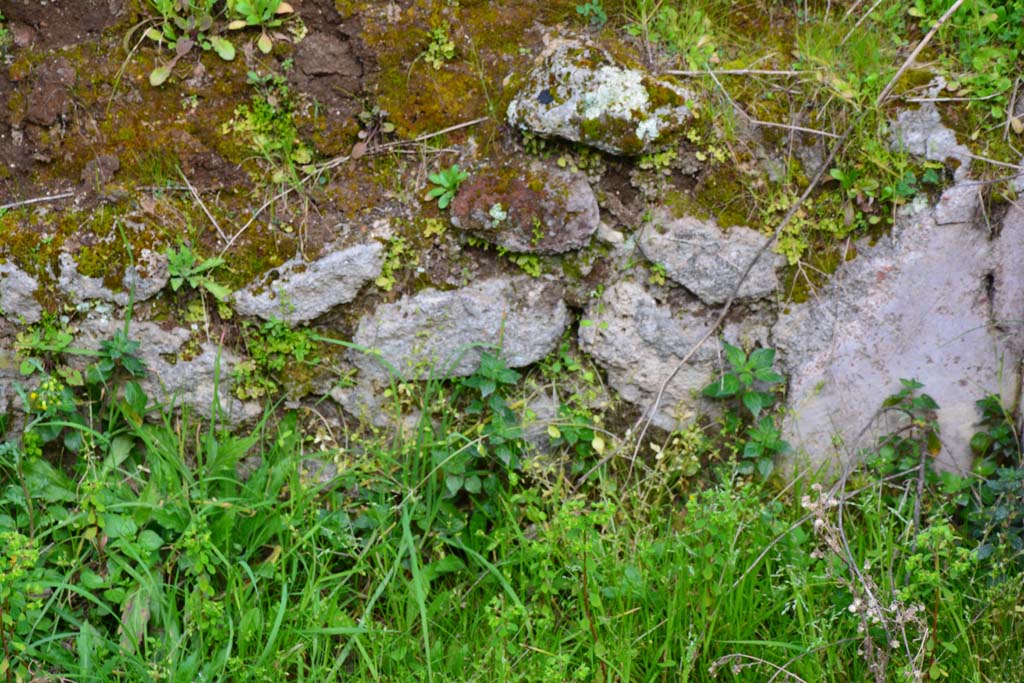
top-left (2, 340), bottom-right (1022, 683)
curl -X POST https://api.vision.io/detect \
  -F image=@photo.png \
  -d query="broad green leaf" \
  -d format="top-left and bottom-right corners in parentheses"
top-left (209, 36), bottom-right (236, 61)
top-left (80, 568), bottom-right (106, 590)
top-left (445, 475), bottom-right (462, 496)
top-left (754, 367), bottom-right (784, 384)
top-left (742, 392), bottom-right (765, 419)
top-left (202, 280), bottom-right (232, 302)
top-left (723, 341), bottom-right (746, 369)
top-left (102, 513), bottom-right (138, 540)
top-left (749, 347), bottom-right (775, 369)
top-left (137, 529), bottom-right (164, 552)
top-left (424, 554), bottom-right (465, 582)
top-left (970, 432), bottom-right (992, 455)
top-left (149, 64), bottom-right (173, 86)
top-left (257, 32), bottom-right (273, 54)
top-left (702, 373), bottom-right (740, 398)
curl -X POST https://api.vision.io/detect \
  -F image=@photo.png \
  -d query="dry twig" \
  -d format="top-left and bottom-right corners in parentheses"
top-left (0, 191), bottom-right (76, 212)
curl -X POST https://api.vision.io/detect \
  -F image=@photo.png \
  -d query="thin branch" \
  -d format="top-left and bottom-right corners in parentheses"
top-left (664, 69), bottom-right (811, 77)
top-left (576, 120), bottom-right (857, 487)
top-left (1004, 77), bottom-right (1020, 141)
top-left (218, 186), bottom-right (293, 258)
top-left (841, 0), bottom-right (886, 46)
top-left (628, 124), bottom-right (855, 466)
top-left (178, 169), bottom-right (228, 243)
top-left (0, 191), bottom-right (76, 212)
top-left (874, 0), bottom-right (966, 107)
top-left (751, 118), bottom-right (841, 139)
top-left (961, 151), bottom-right (1024, 172)
top-left (904, 92), bottom-right (1003, 103)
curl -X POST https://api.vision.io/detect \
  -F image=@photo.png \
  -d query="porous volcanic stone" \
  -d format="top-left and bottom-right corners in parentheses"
top-left (450, 159), bottom-right (599, 254)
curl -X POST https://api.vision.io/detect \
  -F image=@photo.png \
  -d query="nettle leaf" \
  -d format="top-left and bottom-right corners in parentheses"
top-left (742, 391), bottom-right (766, 419)
top-left (749, 347), bottom-right (775, 369)
top-left (723, 341), bottom-right (747, 369)
top-left (703, 373), bottom-right (740, 398)
top-left (743, 440), bottom-right (764, 460)
top-left (202, 280), bottom-right (232, 302)
top-left (754, 367), bottom-right (784, 384)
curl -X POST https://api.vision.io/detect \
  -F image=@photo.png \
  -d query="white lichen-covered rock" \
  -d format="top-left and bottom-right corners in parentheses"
top-left (73, 318), bottom-right (261, 423)
top-left (234, 242), bottom-right (384, 323)
top-left (891, 102), bottom-right (971, 181)
top-left (57, 249), bottom-right (169, 305)
top-left (352, 275), bottom-right (569, 380)
top-left (774, 181), bottom-right (1024, 474)
top-left (579, 278), bottom-right (774, 430)
top-left (639, 210), bottom-right (783, 305)
top-left (507, 40), bottom-right (692, 155)
top-left (333, 275), bottom-right (570, 425)
top-left (0, 261), bottom-right (43, 323)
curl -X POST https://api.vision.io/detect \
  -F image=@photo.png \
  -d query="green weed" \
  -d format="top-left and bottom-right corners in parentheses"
top-left (425, 164), bottom-right (468, 210)
top-left (166, 244), bottom-right (232, 303)
top-left (422, 22), bottom-right (456, 70)
top-left (222, 71), bottom-right (314, 187)
top-left (702, 341), bottom-right (788, 477)
top-left (576, 0), bottom-right (608, 27)
top-left (232, 318), bottom-right (318, 400)
top-left (225, 0), bottom-right (296, 54)
top-left (140, 0), bottom-right (236, 87)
